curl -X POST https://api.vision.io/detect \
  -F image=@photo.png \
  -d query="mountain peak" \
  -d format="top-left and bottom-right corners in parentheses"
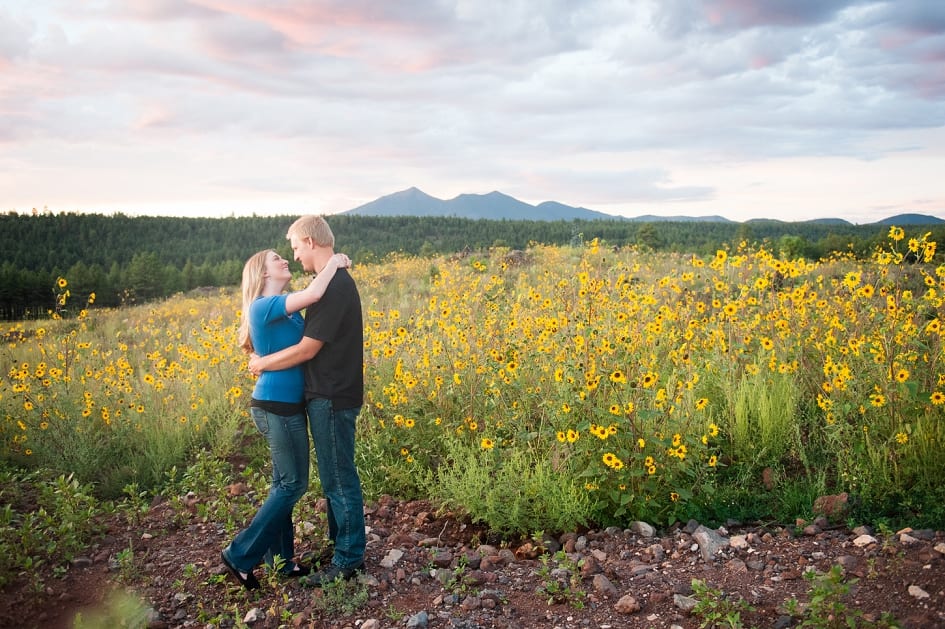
top-left (342, 189), bottom-right (944, 224)
top-left (346, 189), bottom-right (619, 221)
top-left (389, 186), bottom-right (432, 198)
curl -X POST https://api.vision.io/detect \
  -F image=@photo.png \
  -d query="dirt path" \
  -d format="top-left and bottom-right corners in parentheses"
top-left (4, 496), bottom-right (944, 628)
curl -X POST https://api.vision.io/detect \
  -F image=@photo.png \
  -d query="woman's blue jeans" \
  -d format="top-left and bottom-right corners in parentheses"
top-left (307, 398), bottom-right (366, 569)
top-left (225, 407), bottom-right (309, 573)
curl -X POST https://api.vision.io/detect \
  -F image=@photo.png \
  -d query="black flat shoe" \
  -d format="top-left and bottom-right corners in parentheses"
top-left (221, 550), bottom-right (260, 591)
top-left (282, 563), bottom-right (311, 578)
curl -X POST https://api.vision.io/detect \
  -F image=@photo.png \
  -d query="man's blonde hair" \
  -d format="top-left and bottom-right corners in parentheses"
top-left (286, 215), bottom-right (335, 248)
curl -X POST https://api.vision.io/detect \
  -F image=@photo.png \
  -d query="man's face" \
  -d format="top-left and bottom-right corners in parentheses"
top-left (289, 234), bottom-right (315, 273)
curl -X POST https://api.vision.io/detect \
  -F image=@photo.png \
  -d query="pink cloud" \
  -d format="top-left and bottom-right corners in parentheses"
top-left (749, 54), bottom-right (773, 69)
top-left (134, 105), bottom-right (175, 130)
top-left (189, 1), bottom-right (469, 73)
top-left (198, 2), bottom-right (431, 50)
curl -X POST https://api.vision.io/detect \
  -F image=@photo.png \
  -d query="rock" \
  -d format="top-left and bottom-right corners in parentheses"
top-left (836, 555), bottom-right (864, 577)
top-left (463, 569), bottom-right (489, 587)
top-left (433, 568), bottom-right (452, 586)
top-left (462, 549), bottom-right (482, 569)
top-left (812, 492), bottom-right (849, 519)
top-left (478, 544), bottom-right (499, 556)
top-left (480, 589), bottom-right (504, 606)
top-left (406, 610), bottom-right (429, 628)
top-left (909, 529), bottom-right (935, 541)
top-left (773, 615), bottom-right (795, 629)
top-left (431, 549), bottom-right (453, 568)
top-left (674, 593), bottom-right (698, 612)
top-left (460, 595), bottom-right (481, 611)
top-left (631, 521), bottom-right (657, 537)
top-left (380, 548), bottom-right (405, 568)
top-left (580, 556), bottom-right (601, 577)
top-left (297, 520), bottom-right (318, 536)
top-left (592, 574), bottom-right (619, 598)
top-left (361, 620), bottom-right (381, 629)
top-left (630, 561), bottom-right (654, 577)
top-left (729, 534), bottom-right (750, 550)
top-left (646, 542), bottom-right (666, 562)
top-left (479, 555), bottom-right (501, 571)
top-left (692, 525), bottom-right (729, 561)
top-left (614, 594), bottom-right (641, 614)
top-left (242, 607), bottom-right (262, 623)
top-left (726, 558), bottom-right (748, 573)
top-left (227, 482), bottom-right (248, 497)
top-left (909, 585), bottom-right (930, 600)
top-left (853, 534), bottom-right (879, 548)
top-left (514, 541), bottom-right (542, 559)
top-left (559, 532), bottom-right (577, 551)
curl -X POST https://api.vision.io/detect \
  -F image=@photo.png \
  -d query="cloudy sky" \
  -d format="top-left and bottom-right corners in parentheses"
top-left (2, 1), bottom-right (944, 224)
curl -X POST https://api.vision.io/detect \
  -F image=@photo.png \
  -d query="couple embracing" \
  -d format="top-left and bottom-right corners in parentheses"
top-left (221, 215), bottom-right (366, 590)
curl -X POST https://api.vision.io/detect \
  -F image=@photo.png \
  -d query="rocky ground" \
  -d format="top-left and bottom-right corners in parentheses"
top-left (2, 493), bottom-right (944, 629)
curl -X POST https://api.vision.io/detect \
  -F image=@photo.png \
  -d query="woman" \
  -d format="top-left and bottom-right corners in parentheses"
top-left (221, 248), bottom-right (350, 590)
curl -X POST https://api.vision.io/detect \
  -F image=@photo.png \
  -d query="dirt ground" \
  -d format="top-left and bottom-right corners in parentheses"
top-left (2, 493), bottom-right (944, 629)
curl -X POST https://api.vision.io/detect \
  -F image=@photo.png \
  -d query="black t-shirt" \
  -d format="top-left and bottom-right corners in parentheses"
top-left (301, 268), bottom-right (364, 409)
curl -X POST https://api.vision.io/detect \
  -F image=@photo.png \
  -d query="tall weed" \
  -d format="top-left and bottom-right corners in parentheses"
top-left (423, 437), bottom-right (595, 537)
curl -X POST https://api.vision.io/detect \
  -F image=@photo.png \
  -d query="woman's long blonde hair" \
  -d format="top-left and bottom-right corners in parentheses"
top-left (238, 250), bottom-right (273, 354)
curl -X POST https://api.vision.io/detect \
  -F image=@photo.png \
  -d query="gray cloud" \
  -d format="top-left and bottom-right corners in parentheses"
top-left (653, 0), bottom-right (868, 36)
top-left (1, 0), bottom-right (942, 220)
top-left (0, 9), bottom-right (34, 63)
top-left (516, 168), bottom-right (716, 205)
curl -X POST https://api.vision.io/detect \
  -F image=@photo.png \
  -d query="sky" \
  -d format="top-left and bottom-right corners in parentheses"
top-left (2, 1), bottom-right (944, 225)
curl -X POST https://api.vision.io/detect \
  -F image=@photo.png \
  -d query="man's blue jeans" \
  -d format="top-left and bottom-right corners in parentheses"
top-left (225, 407), bottom-right (309, 573)
top-left (307, 398), bottom-right (366, 569)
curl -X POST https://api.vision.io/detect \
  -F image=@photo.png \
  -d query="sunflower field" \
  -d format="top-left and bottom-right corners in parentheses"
top-left (2, 226), bottom-right (943, 534)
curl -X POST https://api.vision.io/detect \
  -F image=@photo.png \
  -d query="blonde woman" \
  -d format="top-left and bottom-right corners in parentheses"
top-left (221, 248), bottom-right (349, 590)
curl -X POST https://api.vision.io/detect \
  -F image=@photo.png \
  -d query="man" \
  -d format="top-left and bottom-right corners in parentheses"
top-left (249, 215), bottom-right (366, 586)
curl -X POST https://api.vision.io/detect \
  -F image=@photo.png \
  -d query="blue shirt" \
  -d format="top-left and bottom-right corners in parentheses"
top-left (249, 294), bottom-right (304, 404)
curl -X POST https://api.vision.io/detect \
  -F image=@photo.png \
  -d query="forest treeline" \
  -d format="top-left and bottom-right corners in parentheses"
top-left (1, 210), bottom-right (942, 320)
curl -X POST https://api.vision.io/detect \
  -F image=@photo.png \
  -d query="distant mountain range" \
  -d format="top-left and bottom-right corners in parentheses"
top-left (341, 187), bottom-right (944, 225)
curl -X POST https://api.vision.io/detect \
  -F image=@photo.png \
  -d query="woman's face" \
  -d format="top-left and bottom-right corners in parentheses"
top-left (264, 251), bottom-right (292, 287)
